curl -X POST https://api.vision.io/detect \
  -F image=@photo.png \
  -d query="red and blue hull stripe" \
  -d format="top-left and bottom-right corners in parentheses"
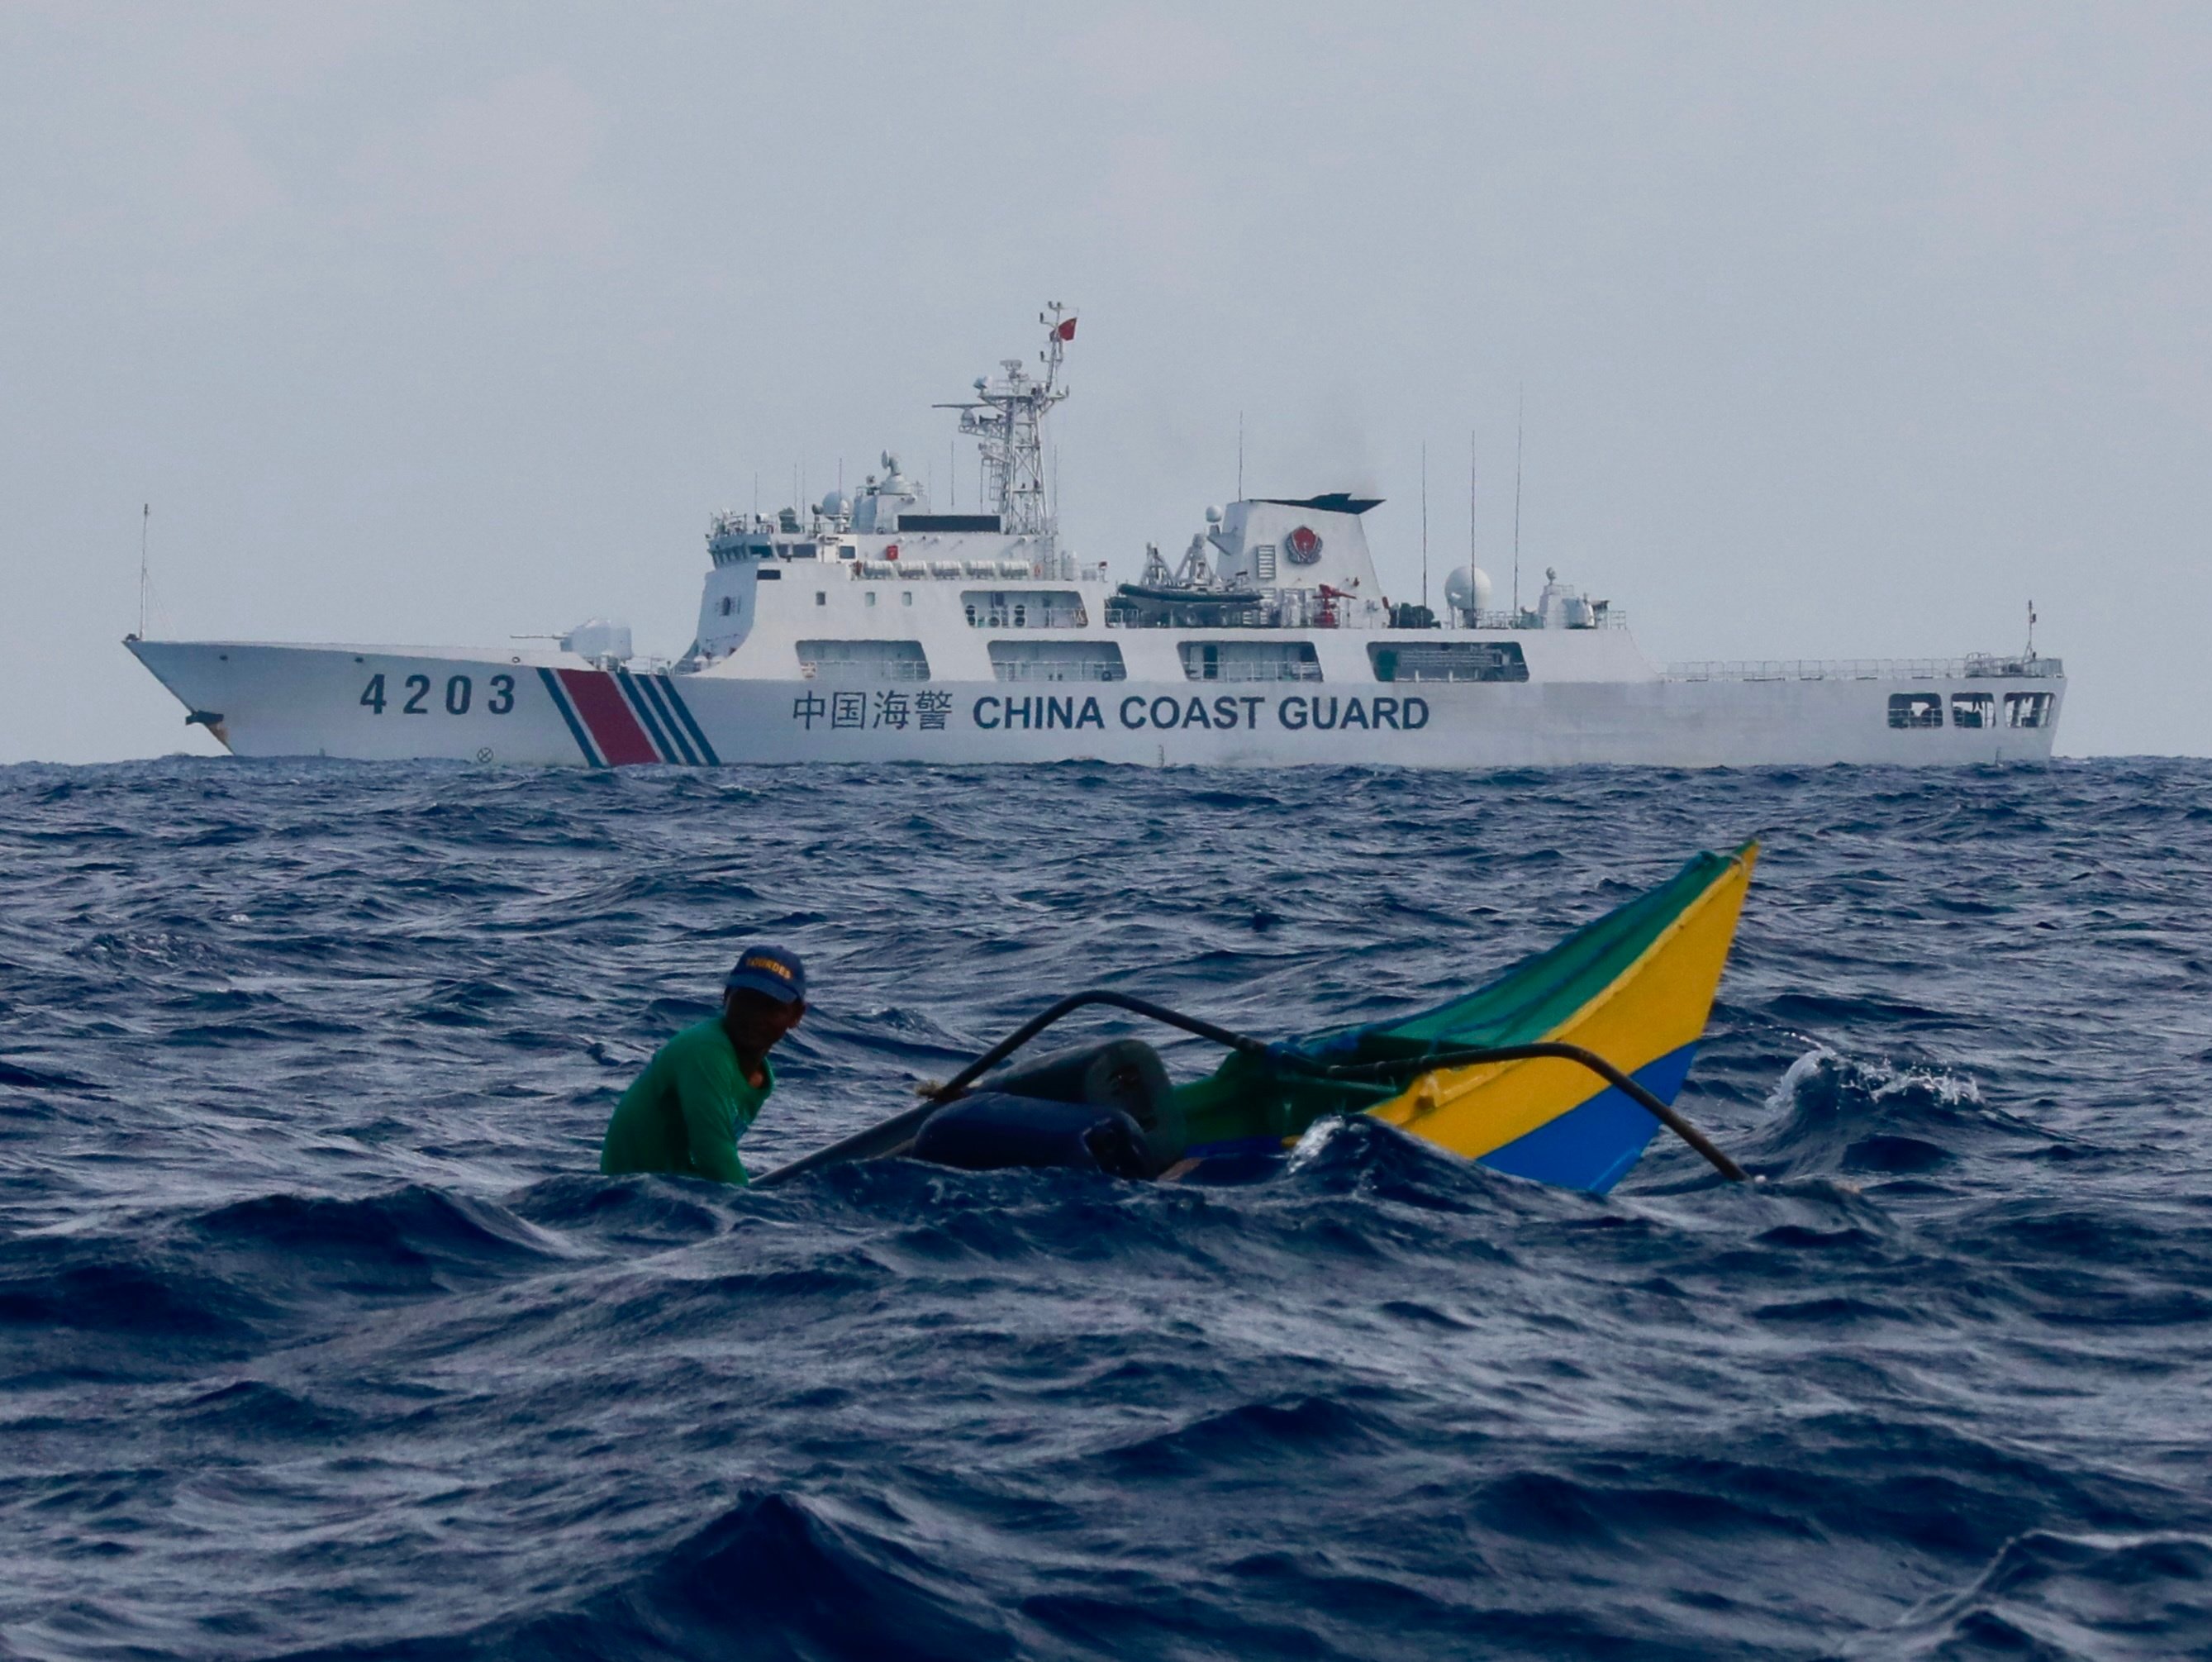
top-left (536, 668), bottom-right (721, 769)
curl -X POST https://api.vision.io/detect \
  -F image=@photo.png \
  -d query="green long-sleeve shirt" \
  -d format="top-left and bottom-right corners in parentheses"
top-left (599, 1017), bottom-right (773, 1184)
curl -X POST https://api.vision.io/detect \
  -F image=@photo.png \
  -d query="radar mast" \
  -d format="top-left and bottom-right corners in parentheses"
top-left (937, 303), bottom-right (1074, 545)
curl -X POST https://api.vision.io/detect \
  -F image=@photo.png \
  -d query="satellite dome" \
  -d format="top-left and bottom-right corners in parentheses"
top-left (819, 490), bottom-right (851, 517)
top-left (1444, 565), bottom-right (1494, 614)
top-left (1203, 504), bottom-right (1223, 525)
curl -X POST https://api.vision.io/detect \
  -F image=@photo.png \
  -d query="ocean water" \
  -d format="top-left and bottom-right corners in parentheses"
top-left (2, 756), bottom-right (2210, 1660)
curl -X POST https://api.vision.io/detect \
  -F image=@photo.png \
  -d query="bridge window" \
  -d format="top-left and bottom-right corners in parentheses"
top-left (1369, 641), bottom-right (1529, 683)
top-left (1952, 693), bottom-right (1994, 729)
top-left (797, 641), bottom-right (931, 681)
top-left (987, 641), bottom-right (1128, 682)
top-left (1888, 693), bottom-right (1943, 729)
top-left (2005, 691), bottom-right (2053, 729)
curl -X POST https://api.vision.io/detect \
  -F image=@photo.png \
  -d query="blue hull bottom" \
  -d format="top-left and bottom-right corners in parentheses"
top-left (1475, 1043), bottom-right (1700, 1193)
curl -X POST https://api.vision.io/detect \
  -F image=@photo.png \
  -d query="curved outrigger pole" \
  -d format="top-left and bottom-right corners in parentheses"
top-left (752, 989), bottom-right (1746, 1189)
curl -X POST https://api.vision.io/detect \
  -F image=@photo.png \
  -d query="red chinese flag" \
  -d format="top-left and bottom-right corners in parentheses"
top-left (1056, 317), bottom-right (1077, 341)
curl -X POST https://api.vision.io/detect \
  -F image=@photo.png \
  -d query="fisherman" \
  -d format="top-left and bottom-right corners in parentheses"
top-left (599, 947), bottom-right (806, 1184)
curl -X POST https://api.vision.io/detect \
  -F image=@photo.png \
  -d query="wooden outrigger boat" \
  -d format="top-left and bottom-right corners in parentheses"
top-left (758, 844), bottom-right (1759, 1195)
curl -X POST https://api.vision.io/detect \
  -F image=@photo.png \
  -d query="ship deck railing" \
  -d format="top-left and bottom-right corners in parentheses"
top-left (1185, 664), bottom-right (1326, 683)
top-left (797, 661), bottom-right (933, 681)
top-left (990, 661), bottom-right (1129, 683)
top-left (1463, 609), bottom-right (1632, 631)
top-left (847, 557), bottom-right (1107, 583)
top-left (1664, 655), bottom-right (2065, 683)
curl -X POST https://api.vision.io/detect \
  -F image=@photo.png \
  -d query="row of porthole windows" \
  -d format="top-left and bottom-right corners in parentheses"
top-left (1889, 691), bottom-right (2053, 730)
top-left (731, 587), bottom-right (1075, 617)
top-left (792, 589), bottom-right (1074, 622)
top-left (793, 642), bottom-right (1135, 682)
top-left (720, 586), bottom-right (921, 617)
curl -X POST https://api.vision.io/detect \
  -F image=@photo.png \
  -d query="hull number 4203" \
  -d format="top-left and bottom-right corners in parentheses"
top-left (360, 674), bottom-right (516, 716)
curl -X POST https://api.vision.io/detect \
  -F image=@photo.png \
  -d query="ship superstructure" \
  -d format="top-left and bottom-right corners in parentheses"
top-left (127, 307), bottom-right (2065, 768)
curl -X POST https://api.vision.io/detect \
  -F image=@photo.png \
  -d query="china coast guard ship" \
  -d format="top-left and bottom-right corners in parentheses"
top-left (127, 307), bottom-right (2064, 768)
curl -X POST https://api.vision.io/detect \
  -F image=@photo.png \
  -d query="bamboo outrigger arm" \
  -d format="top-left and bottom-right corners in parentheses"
top-left (753, 991), bottom-right (1745, 1188)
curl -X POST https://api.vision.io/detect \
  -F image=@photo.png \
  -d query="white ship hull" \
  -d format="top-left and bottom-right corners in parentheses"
top-left (127, 640), bottom-right (2062, 769)
top-left (126, 310), bottom-right (2065, 772)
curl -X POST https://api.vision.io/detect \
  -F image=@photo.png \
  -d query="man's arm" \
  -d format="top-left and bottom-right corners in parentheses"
top-left (674, 1039), bottom-right (754, 1184)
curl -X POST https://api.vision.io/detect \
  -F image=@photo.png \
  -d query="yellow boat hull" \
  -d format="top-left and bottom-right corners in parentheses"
top-left (1368, 845), bottom-right (1757, 1188)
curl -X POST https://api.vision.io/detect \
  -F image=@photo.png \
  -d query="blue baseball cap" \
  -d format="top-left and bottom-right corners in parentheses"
top-left (725, 945), bottom-right (806, 1005)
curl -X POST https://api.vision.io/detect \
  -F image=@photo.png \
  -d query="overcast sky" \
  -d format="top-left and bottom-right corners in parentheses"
top-left (4, 1), bottom-right (2207, 762)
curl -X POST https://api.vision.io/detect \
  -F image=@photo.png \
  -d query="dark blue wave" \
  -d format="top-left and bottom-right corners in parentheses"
top-left (2, 756), bottom-right (2210, 1659)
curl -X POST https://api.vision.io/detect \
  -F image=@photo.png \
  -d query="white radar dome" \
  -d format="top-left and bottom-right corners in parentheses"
top-left (1204, 504), bottom-right (1223, 525)
top-left (1444, 565), bottom-right (1493, 614)
top-left (819, 490), bottom-right (851, 517)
